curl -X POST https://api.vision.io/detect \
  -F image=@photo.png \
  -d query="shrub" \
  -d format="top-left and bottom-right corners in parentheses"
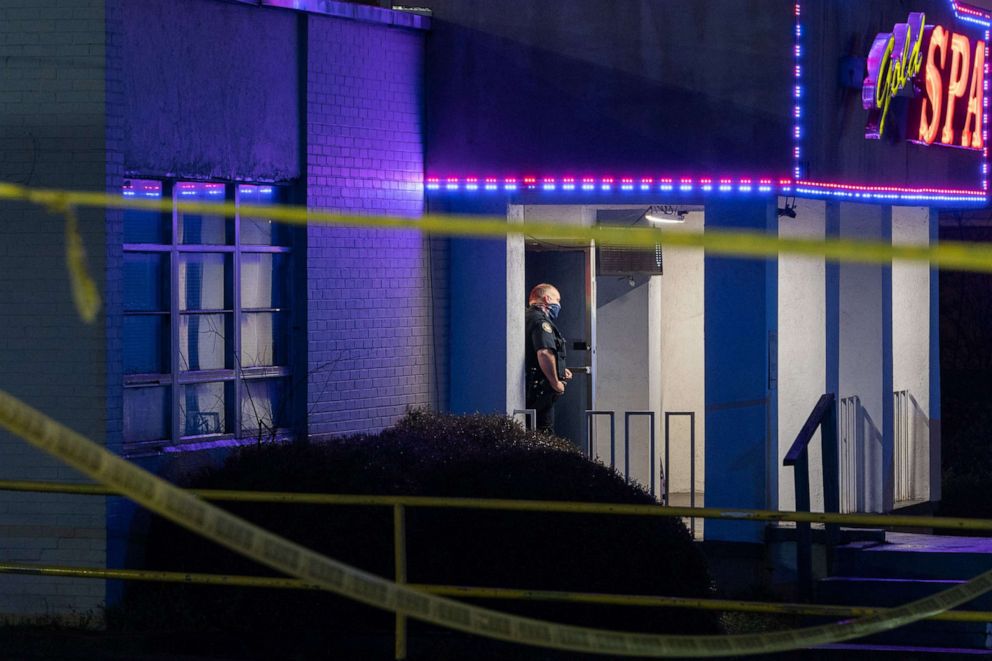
top-left (119, 411), bottom-right (717, 659)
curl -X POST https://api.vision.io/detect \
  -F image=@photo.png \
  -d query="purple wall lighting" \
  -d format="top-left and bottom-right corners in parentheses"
top-left (237, 184), bottom-right (275, 199)
top-left (122, 179), bottom-right (163, 198)
top-left (177, 182), bottom-right (225, 198)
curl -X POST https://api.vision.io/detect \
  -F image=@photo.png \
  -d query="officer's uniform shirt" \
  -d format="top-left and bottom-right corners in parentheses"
top-left (525, 305), bottom-right (567, 381)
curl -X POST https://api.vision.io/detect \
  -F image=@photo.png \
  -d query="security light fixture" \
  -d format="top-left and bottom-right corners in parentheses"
top-left (644, 205), bottom-right (686, 224)
top-left (777, 198), bottom-right (798, 218)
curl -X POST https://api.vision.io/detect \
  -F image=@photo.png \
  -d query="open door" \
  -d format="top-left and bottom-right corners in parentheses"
top-left (524, 243), bottom-right (594, 450)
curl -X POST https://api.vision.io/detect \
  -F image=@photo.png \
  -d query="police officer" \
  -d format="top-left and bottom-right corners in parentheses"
top-left (525, 283), bottom-right (572, 432)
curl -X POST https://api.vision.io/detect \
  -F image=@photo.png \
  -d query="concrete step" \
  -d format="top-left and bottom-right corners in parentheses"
top-left (832, 533), bottom-right (992, 581)
top-left (814, 576), bottom-right (992, 650)
top-left (796, 643), bottom-right (992, 658)
top-left (766, 525), bottom-right (886, 545)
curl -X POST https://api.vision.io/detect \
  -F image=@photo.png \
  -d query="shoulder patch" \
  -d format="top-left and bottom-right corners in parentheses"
top-left (541, 321), bottom-right (553, 333)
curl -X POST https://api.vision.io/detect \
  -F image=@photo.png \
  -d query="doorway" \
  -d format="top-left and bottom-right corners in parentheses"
top-left (524, 243), bottom-right (594, 451)
top-left (514, 204), bottom-right (706, 523)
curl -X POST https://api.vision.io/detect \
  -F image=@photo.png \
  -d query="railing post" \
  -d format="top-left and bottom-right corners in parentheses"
top-left (784, 393), bottom-right (836, 602)
top-left (512, 408), bottom-right (536, 432)
top-left (794, 450), bottom-right (812, 601)
top-left (648, 412), bottom-right (656, 498)
top-left (623, 411), bottom-right (656, 490)
top-left (663, 413), bottom-right (671, 506)
top-left (689, 411), bottom-right (696, 538)
top-left (663, 411), bottom-right (697, 534)
top-left (624, 413), bottom-right (631, 484)
top-left (821, 395), bottom-right (839, 560)
top-left (394, 504), bottom-right (407, 660)
top-left (585, 411), bottom-right (616, 467)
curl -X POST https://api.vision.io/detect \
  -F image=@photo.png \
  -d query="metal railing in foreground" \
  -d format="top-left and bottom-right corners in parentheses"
top-left (4, 478), bottom-right (992, 530)
top-left (4, 560), bottom-right (992, 624)
top-left (5, 478), bottom-right (992, 658)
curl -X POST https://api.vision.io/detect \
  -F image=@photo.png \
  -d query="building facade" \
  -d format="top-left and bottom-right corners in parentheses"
top-left (0, 0), bottom-right (987, 619)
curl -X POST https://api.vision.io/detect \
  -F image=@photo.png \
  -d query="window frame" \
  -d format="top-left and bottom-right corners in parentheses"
top-left (122, 179), bottom-right (294, 455)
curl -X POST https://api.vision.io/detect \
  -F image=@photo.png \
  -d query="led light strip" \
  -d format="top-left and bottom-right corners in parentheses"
top-left (426, 175), bottom-right (988, 203)
top-left (794, 1), bottom-right (803, 179)
top-left (954, 1), bottom-right (992, 27)
top-left (425, 176), bottom-right (790, 195)
top-left (796, 178), bottom-right (987, 203)
top-left (121, 180), bottom-right (163, 198)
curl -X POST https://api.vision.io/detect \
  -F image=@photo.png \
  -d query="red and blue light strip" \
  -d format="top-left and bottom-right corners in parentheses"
top-left (425, 176), bottom-right (785, 195)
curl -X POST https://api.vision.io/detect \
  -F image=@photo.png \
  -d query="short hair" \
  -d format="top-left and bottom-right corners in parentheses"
top-left (528, 283), bottom-right (558, 305)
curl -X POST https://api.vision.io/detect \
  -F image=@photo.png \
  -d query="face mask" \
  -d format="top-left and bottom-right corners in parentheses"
top-left (547, 303), bottom-right (561, 320)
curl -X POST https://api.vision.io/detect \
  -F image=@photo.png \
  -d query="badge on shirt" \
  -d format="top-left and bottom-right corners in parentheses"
top-left (542, 321), bottom-right (553, 333)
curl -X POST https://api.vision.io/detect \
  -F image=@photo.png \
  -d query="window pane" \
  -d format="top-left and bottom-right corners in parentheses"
top-left (124, 315), bottom-right (169, 375)
top-left (124, 253), bottom-right (169, 311)
top-left (177, 182), bottom-right (230, 245)
top-left (180, 381), bottom-right (229, 437)
top-left (241, 378), bottom-right (289, 436)
top-left (241, 312), bottom-right (288, 368)
top-left (124, 386), bottom-right (170, 443)
top-left (241, 253), bottom-right (288, 309)
top-left (179, 253), bottom-right (231, 310)
top-left (123, 180), bottom-right (169, 244)
top-left (179, 313), bottom-right (230, 371)
top-left (239, 185), bottom-right (288, 246)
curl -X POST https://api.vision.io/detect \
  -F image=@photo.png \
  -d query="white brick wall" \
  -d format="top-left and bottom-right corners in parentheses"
top-left (0, 0), bottom-right (110, 621)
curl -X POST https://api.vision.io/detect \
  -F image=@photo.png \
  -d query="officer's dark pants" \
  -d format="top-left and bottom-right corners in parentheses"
top-left (527, 386), bottom-right (558, 433)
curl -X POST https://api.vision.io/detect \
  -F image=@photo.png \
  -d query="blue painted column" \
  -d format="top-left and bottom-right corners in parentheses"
top-left (704, 200), bottom-right (777, 542)
top-left (432, 196), bottom-right (515, 414)
top-left (825, 202), bottom-right (840, 519)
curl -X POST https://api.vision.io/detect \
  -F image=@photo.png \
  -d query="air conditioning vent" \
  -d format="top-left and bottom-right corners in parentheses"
top-left (595, 209), bottom-right (664, 275)
top-left (597, 244), bottom-right (663, 275)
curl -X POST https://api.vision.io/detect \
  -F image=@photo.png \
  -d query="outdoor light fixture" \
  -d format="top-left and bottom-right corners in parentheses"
top-left (644, 205), bottom-right (686, 224)
top-left (777, 198), bottom-right (798, 218)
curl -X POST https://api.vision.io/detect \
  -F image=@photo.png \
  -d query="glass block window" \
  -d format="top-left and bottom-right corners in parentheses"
top-left (122, 180), bottom-right (293, 454)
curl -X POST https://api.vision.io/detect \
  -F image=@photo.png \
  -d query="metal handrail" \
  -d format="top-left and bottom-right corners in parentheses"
top-left (585, 410), bottom-right (616, 467)
top-left (623, 411), bottom-right (656, 496)
top-left (5, 478), bottom-right (992, 528)
top-left (782, 393), bottom-right (839, 601)
top-left (511, 408), bottom-right (536, 431)
top-left (663, 411), bottom-right (696, 536)
top-left (783, 394), bottom-right (835, 466)
top-left (5, 560), bottom-right (992, 624)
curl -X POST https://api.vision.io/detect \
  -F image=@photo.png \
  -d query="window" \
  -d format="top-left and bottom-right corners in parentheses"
top-left (122, 180), bottom-right (293, 454)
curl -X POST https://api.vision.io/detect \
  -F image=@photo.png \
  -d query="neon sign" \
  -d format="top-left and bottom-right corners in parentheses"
top-left (864, 13), bottom-right (926, 139)
top-left (864, 12), bottom-right (986, 150)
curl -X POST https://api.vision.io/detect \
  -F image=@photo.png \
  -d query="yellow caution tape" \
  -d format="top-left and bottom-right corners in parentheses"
top-left (3, 387), bottom-right (992, 657)
top-left (32, 192), bottom-right (102, 324)
top-left (3, 478), bottom-right (992, 532)
top-left (61, 204), bottom-right (101, 324)
top-left (2, 180), bottom-right (992, 275)
top-left (6, 561), bottom-right (992, 625)
top-left (2, 178), bottom-right (991, 325)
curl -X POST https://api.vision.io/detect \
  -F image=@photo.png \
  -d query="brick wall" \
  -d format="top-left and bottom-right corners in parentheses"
top-left (0, 0), bottom-right (110, 621)
top-left (306, 15), bottom-right (445, 438)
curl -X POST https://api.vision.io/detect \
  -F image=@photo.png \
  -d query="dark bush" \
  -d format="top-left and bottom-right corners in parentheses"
top-left (119, 411), bottom-right (717, 659)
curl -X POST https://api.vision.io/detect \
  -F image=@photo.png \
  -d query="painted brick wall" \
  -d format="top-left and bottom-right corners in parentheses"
top-left (306, 15), bottom-right (445, 438)
top-left (0, 0), bottom-right (109, 621)
top-left (120, 0), bottom-right (299, 181)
